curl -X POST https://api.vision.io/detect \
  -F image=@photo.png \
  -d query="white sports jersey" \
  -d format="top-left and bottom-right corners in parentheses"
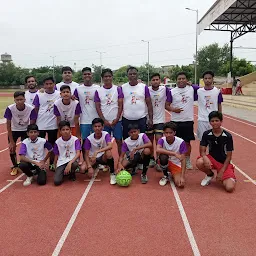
top-left (34, 91), bottom-right (60, 130)
top-left (95, 85), bottom-right (122, 122)
top-left (149, 86), bottom-right (169, 124)
top-left (25, 90), bottom-right (38, 106)
top-left (158, 136), bottom-right (186, 167)
top-left (5, 103), bottom-right (35, 131)
top-left (54, 136), bottom-right (81, 167)
top-left (170, 86), bottom-right (195, 122)
top-left (197, 87), bottom-right (221, 121)
top-left (74, 84), bottom-right (100, 124)
top-left (123, 133), bottom-right (147, 153)
top-left (55, 81), bottom-right (80, 95)
top-left (20, 137), bottom-right (52, 162)
top-left (122, 83), bottom-right (149, 120)
top-left (54, 99), bottom-right (80, 127)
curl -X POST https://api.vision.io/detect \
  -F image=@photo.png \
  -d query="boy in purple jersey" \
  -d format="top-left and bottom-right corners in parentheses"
top-left (53, 121), bottom-right (81, 186)
top-left (94, 68), bottom-right (123, 155)
top-left (19, 124), bottom-right (52, 186)
top-left (117, 124), bottom-right (152, 184)
top-left (82, 118), bottom-right (116, 185)
top-left (4, 91), bottom-right (37, 176)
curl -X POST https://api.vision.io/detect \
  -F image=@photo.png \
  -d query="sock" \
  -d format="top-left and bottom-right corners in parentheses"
top-left (142, 155), bottom-right (151, 175)
top-left (106, 158), bottom-right (115, 174)
top-left (160, 164), bottom-right (169, 177)
top-left (10, 153), bottom-right (17, 167)
top-left (208, 170), bottom-right (214, 177)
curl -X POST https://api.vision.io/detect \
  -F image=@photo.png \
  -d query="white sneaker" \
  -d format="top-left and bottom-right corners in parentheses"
top-left (98, 164), bottom-right (109, 172)
top-left (110, 173), bottom-right (116, 185)
top-left (159, 176), bottom-right (169, 186)
top-left (23, 176), bottom-right (33, 186)
top-left (186, 157), bottom-right (193, 170)
top-left (201, 175), bottom-right (214, 186)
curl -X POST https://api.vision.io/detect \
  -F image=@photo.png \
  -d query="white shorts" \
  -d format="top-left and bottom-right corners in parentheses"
top-left (197, 121), bottom-right (211, 140)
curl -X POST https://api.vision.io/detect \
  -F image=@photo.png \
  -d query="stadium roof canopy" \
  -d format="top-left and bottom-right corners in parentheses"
top-left (198, 0), bottom-right (256, 40)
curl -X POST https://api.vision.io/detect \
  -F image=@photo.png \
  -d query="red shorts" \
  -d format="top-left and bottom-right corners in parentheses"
top-left (198, 155), bottom-right (236, 181)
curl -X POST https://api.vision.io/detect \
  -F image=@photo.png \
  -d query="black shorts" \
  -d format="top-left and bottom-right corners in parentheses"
top-left (146, 123), bottom-right (164, 136)
top-left (91, 154), bottom-right (107, 168)
top-left (8, 131), bottom-right (27, 143)
top-left (173, 121), bottom-right (195, 142)
top-left (39, 129), bottom-right (58, 145)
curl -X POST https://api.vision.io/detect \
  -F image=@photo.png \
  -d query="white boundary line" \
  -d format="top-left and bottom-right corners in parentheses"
top-left (170, 181), bottom-right (201, 256)
top-left (0, 142), bottom-right (21, 153)
top-left (52, 170), bottom-right (99, 256)
top-left (0, 173), bottom-right (24, 193)
top-left (0, 131), bottom-right (7, 135)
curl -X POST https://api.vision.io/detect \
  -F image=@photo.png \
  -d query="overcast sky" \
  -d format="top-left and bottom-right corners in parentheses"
top-left (1, 0), bottom-right (256, 70)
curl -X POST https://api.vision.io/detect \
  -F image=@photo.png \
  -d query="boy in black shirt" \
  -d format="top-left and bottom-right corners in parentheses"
top-left (196, 111), bottom-right (236, 192)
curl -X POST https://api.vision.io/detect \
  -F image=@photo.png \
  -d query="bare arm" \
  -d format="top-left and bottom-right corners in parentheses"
top-left (94, 142), bottom-right (113, 155)
top-left (69, 150), bottom-right (80, 164)
top-left (56, 116), bottom-right (61, 127)
top-left (74, 115), bottom-right (81, 138)
top-left (218, 103), bottom-right (222, 113)
top-left (156, 144), bottom-right (180, 157)
top-left (116, 98), bottom-right (123, 121)
top-left (145, 97), bottom-right (153, 125)
top-left (7, 120), bottom-right (14, 144)
top-left (133, 141), bottom-right (152, 152)
top-left (95, 101), bottom-right (105, 121)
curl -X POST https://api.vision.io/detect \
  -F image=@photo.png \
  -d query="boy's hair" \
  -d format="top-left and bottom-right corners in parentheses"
top-left (61, 66), bottom-right (73, 74)
top-left (208, 111), bottom-right (223, 122)
top-left (14, 91), bottom-right (25, 98)
top-left (127, 66), bottom-right (138, 73)
top-left (92, 118), bottom-right (104, 126)
top-left (42, 76), bottom-right (55, 84)
top-left (25, 75), bottom-right (36, 83)
top-left (82, 67), bottom-right (92, 73)
top-left (60, 85), bottom-right (71, 92)
top-left (27, 124), bottom-right (39, 132)
top-left (176, 71), bottom-right (187, 79)
top-left (202, 71), bottom-right (214, 78)
top-left (128, 123), bottom-right (139, 132)
top-left (59, 120), bottom-right (71, 130)
top-left (163, 121), bottom-right (177, 132)
top-left (150, 73), bottom-right (160, 80)
top-left (101, 68), bottom-right (113, 78)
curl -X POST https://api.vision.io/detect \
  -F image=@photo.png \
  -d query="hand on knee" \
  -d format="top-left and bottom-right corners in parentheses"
top-left (143, 148), bottom-right (151, 156)
top-left (105, 150), bottom-right (113, 159)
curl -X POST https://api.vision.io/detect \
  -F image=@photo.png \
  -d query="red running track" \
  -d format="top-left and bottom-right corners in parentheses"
top-left (0, 110), bottom-right (256, 256)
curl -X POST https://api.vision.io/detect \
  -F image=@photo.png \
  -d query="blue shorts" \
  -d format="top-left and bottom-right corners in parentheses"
top-left (80, 124), bottom-right (93, 140)
top-left (104, 121), bottom-right (122, 140)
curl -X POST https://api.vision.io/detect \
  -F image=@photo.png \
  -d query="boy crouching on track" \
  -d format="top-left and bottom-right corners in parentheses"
top-left (156, 122), bottom-right (187, 187)
top-left (19, 124), bottom-right (53, 186)
top-left (117, 123), bottom-right (152, 184)
top-left (53, 121), bottom-right (81, 186)
top-left (196, 111), bottom-right (236, 192)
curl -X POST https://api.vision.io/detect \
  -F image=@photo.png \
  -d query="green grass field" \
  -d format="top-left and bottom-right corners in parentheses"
top-left (0, 97), bottom-right (14, 119)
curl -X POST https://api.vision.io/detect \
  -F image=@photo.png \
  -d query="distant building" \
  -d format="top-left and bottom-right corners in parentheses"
top-left (160, 65), bottom-right (175, 76)
top-left (1, 53), bottom-right (12, 64)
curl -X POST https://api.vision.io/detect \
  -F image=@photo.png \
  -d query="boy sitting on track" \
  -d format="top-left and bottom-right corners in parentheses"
top-left (156, 122), bottom-right (187, 187)
top-left (117, 123), bottom-right (152, 184)
top-left (82, 118), bottom-right (116, 185)
top-left (54, 85), bottom-right (81, 138)
top-left (4, 91), bottom-right (37, 176)
top-left (196, 111), bottom-right (236, 193)
top-left (19, 124), bottom-right (53, 186)
top-left (53, 121), bottom-right (82, 186)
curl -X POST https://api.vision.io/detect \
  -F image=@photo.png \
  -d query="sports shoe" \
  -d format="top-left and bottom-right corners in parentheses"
top-left (49, 164), bottom-right (55, 172)
top-left (136, 164), bottom-right (143, 170)
top-left (23, 176), bottom-right (33, 186)
top-left (201, 175), bottom-right (214, 186)
top-left (186, 157), bottom-right (193, 170)
top-left (141, 174), bottom-right (148, 184)
top-left (98, 164), bottom-right (109, 172)
top-left (149, 159), bottom-right (156, 168)
top-left (110, 173), bottom-right (116, 185)
top-left (159, 175), bottom-right (169, 186)
top-left (10, 167), bottom-right (20, 176)
top-left (155, 163), bottom-right (162, 172)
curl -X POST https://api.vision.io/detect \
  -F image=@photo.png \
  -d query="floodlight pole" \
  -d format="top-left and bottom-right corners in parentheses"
top-left (96, 51), bottom-right (106, 85)
top-left (50, 56), bottom-right (56, 80)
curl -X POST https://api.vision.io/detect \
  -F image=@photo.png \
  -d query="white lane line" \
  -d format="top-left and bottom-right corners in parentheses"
top-left (52, 170), bottom-right (99, 256)
top-left (224, 115), bottom-right (256, 128)
top-left (0, 174), bottom-right (25, 193)
top-left (170, 181), bottom-right (201, 256)
top-left (0, 131), bottom-right (7, 135)
top-left (0, 142), bottom-right (21, 153)
top-left (233, 164), bottom-right (256, 186)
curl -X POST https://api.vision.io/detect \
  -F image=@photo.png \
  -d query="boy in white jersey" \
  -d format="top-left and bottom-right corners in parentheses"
top-left (19, 124), bottom-right (53, 186)
top-left (197, 71), bottom-right (223, 140)
top-left (54, 85), bottom-right (81, 138)
top-left (169, 72), bottom-right (199, 169)
top-left (74, 67), bottom-right (100, 140)
top-left (55, 66), bottom-right (80, 95)
top-left (94, 68), bottom-right (123, 155)
top-left (82, 118), bottom-right (116, 185)
top-left (146, 73), bottom-right (171, 167)
top-left (118, 124), bottom-right (152, 184)
top-left (156, 122), bottom-right (187, 187)
top-left (4, 91), bottom-right (37, 176)
top-left (24, 75), bottom-right (38, 106)
top-left (33, 76), bottom-right (60, 170)
top-left (53, 121), bottom-right (82, 186)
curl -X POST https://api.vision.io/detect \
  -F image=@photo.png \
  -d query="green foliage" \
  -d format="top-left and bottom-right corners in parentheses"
top-left (169, 65), bottom-right (194, 82)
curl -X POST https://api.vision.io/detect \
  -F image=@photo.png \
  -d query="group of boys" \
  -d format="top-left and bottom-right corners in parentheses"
top-left (4, 65), bottom-right (236, 192)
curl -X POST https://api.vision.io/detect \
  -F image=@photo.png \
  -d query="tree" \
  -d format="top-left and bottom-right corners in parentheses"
top-left (92, 64), bottom-right (103, 84)
top-left (168, 65), bottom-right (194, 82)
top-left (113, 66), bottom-right (129, 85)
